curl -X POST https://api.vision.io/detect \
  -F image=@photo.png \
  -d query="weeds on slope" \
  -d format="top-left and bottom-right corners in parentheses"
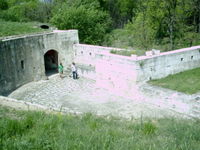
top-left (1, 106), bottom-right (200, 150)
top-left (149, 67), bottom-right (200, 94)
top-left (0, 19), bottom-right (49, 37)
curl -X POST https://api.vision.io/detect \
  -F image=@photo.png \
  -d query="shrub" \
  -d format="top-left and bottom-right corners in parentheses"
top-left (51, 5), bottom-right (112, 45)
top-left (0, 0), bottom-right (8, 10)
top-left (142, 121), bottom-right (157, 135)
top-left (110, 49), bottom-right (135, 56)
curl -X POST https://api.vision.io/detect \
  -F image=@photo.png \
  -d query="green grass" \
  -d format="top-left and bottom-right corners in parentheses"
top-left (149, 67), bottom-right (200, 94)
top-left (0, 20), bottom-right (50, 37)
top-left (1, 106), bottom-right (200, 150)
top-left (110, 49), bottom-right (136, 56)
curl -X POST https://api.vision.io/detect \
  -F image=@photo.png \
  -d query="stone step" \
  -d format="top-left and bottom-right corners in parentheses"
top-left (188, 113), bottom-right (200, 119)
top-left (192, 109), bottom-right (200, 114)
top-left (192, 104), bottom-right (200, 110)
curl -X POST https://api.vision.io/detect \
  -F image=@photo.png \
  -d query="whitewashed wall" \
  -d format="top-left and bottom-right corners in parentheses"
top-left (74, 44), bottom-right (126, 66)
top-left (73, 44), bottom-right (200, 96)
top-left (95, 52), bottom-right (138, 97)
top-left (73, 44), bottom-right (127, 79)
top-left (136, 46), bottom-right (200, 82)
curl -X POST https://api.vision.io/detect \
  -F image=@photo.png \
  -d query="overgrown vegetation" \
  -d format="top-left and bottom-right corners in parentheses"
top-left (1, 106), bottom-right (200, 149)
top-left (0, 20), bottom-right (49, 37)
top-left (0, 0), bottom-right (199, 49)
top-left (149, 67), bottom-right (200, 94)
top-left (50, 4), bottom-right (112, 45)
top-left (104, 0), bottom-right (200, 51)
top-left (110, 49), bottom-right (135, 56)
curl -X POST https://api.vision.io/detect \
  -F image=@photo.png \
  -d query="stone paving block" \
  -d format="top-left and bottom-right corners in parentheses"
top-left (7, 75), bottom-right (200, 119)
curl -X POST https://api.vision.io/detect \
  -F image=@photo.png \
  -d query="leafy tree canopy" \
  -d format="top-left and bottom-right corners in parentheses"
top-left (0, 0), bottom-right (200, 48)
top-left (51, 4), bottom-right (112, 44)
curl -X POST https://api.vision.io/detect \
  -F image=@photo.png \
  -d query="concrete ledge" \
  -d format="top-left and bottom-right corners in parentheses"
top-left (74, 43), bottom-right (126, 51)
top-left (0, 96), bottom-right (83, 115)
top-left (0, 96), bottom-right (51, 112)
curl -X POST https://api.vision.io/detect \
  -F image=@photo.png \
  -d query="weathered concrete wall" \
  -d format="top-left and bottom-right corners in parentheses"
top-left (0, 30), bottom-right (79, 95)
top-left (136, 46), bottom-right (200, 82)
top-left (76, 45), bottom-right (200, 96)
top-left (1, 28), bottom-right (199, 97)
top-left (74, 44), bottom-right (126, 66)
top-left (74, 44), bottom-right (127, 79)
top-left (95, 52), bottom-right (138, 97)
top-left (0, 96), bottom-right (51, 111)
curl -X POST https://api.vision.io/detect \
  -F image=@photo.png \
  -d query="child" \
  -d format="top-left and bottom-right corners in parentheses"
top-left (58, 63), bottom-right (63, 78)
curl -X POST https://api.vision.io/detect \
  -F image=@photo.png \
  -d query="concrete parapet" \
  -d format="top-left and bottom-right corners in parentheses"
top-left (152, 49), bottom-right (160, 55)
top-left (131, 54), bottom-right (137, 60)
top-left (136, 46), bottom-right (200, 82)
top-left (0, 96), bottom-right (51, 112)
top-left (145, 51), bottom-right (153, 56)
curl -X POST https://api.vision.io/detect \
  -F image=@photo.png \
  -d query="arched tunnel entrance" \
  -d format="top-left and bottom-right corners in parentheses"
top-left (44, 50), bottom-right (58, 76)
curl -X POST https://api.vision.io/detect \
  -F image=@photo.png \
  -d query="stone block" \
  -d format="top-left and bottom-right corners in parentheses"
top-left (131, 54), bottom-right (137, 59)
top-left (152, 49), bottom-right (160, 55)
top-left (145, 51), bottom-right (153, 56)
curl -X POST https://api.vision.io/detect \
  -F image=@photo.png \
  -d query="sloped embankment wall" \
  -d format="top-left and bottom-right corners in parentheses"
top-left (0, 30), bottom-right (79, 95)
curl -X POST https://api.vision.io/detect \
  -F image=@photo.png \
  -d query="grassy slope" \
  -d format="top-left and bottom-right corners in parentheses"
top-left (1, 106), bottom-right (200, 150)
top-left (149, 67), bottom-right (200, 94)
top-left (0, 20), bottom-right (49, 37)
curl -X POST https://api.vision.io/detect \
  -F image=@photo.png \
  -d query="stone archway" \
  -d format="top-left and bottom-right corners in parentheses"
top-left (44, 50), bottom-right (58, 76)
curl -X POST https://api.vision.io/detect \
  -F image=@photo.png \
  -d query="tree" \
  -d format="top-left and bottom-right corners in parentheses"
top-left (51, 5), bottom-right (112, 44)
top-left (188, 0), bottom-right (200, 33)
top-left (0, 0), bottom-right (8, 10)
top-left (98, 0), bottom-right (138, 28)
top-left (162, 0), bottom-right (178, 50)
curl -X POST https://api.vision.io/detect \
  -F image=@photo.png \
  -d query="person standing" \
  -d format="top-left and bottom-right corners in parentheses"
top-left (58, 63), bottom-right (63, 78)
top-left (71, 62), bottom-right (78, 79)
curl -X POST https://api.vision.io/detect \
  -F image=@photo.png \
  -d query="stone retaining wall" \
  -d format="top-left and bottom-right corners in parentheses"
top-left (76, 45), bottom-right (200, 96)
top-left (137, 46), bottom-right (200, 82)
top-left (0, 96), bottom-right (50, 111)
top-left (1, 29), bottom-right (200, 97)
top-left (0, 30), bottom-right (79, 95)
top-left (73, 44), bottom-right (127, 79)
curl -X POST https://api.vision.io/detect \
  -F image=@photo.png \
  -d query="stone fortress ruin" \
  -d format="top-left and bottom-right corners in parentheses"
top-left (0, 30), bottom-right (200, 118)
top-left (0, 30), bottom-right (79, 95)
top-left (74, 43), bottom-right (200, 97)
top-left (1, 30), bottom-right (200, 96)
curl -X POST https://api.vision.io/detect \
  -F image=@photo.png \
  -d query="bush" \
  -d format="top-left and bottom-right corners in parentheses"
top-left (142, 121), bottom-right (157, 135)
top-left (0, 0), bottom-right (8, 10)
top-left (51, 5), bottom-right (112, 45)
top-left (110, 49), bottom-right (135, 56)
top-left (0, 1), bottom-right (52, 22)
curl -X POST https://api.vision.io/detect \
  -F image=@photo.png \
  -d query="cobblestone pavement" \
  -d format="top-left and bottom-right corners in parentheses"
top-left (8, 74), bottom-right (200, 119)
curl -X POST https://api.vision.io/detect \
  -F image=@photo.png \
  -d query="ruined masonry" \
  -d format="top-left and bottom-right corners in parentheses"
top-left (0, 30), bottom-right (200, 97)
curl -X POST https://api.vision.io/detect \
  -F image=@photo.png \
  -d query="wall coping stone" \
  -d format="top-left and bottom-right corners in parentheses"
top-left (74, 44), bottom-right (127, 51)
top-left (0, 96), bottom-right (50, 111)
top-left (1, 30), bottom-right (78, 42)
top-left (137, 46), bottom-right (200, 61)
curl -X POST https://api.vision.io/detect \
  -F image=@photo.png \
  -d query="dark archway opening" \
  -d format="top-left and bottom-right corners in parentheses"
top-left (40, 25), bottom-right (49, 29)
top-left (44, 50), bottom-right (58, 76)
